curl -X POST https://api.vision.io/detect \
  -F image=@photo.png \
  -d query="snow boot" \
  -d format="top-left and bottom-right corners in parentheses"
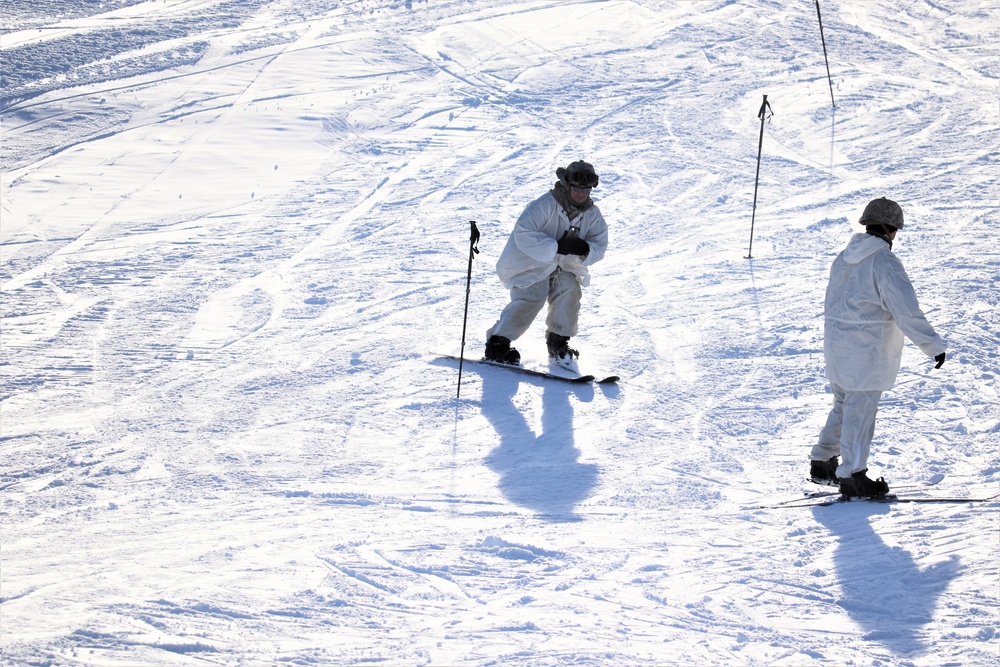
top-left (484, 335), bottom-right (520, 365)
top-left (809, 456), bottom-right (839, 486)
top-left (545, 331), bottom-right (579, 370)
top-left (838, 469), bottom-right (890, 499)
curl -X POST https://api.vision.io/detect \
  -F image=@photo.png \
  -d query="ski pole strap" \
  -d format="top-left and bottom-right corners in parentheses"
top-left (758, 95), bottom-right (773, 123)
top-left (470, 221), bottom-right (480, 255)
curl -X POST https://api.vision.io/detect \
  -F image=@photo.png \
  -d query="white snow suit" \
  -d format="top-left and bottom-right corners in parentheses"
top-left (488, 187), bottom-right (608, 341)
top-left (812, 233), bottom-right (946, 478)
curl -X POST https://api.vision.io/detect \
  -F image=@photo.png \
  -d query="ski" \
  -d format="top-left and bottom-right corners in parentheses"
top-left (760, 493), bottom-right (999, 509)
top-left (805, 471), bottom-right (945, 491)
top-left (797, 483), bottom-right (932, 502)
top-left (762, 475), bottom-right (953, 508)
top-left (436, 354), bottom-right (617, 385)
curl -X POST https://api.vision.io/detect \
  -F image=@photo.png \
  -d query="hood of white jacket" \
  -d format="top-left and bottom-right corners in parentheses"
top-left (842, 233), bottom-right (890, 264)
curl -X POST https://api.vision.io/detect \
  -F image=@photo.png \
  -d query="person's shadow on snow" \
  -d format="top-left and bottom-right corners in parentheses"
top-left (480, 371), bottom-right (598, 521)
top-left (812, 505), bottom-right (959, 657)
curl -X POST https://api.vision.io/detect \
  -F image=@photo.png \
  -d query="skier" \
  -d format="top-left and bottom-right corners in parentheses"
top-left (809, 197), bottom-right (947, 498)
top-left (483, 160), bottom-right (609, 369)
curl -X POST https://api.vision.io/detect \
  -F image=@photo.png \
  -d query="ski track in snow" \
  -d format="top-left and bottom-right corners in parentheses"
top-left (2, 1), bottom-right (999, 665)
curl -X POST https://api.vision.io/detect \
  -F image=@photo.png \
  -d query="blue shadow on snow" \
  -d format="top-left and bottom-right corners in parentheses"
top-left (811, 504), bottom-right (959, 657)
top-left (479, 369), bottom-right (598, 522)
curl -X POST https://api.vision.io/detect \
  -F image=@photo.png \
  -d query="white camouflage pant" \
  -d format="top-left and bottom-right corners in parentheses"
top-left (487, 270), bottom-right (582, 342)
top-left (811, 383), bottom-right (883, 478)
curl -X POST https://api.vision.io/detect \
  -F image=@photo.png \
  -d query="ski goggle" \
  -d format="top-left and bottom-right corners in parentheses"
top-left (566, 170), bottom-right (599, 189)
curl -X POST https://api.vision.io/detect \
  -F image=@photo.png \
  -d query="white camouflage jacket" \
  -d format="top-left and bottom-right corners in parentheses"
top-left (824, 233), bottom-right (946, 391)
top-left (495, 189), bottom-right (608, 289)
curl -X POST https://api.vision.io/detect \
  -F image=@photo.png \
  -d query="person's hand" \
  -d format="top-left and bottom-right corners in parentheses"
top-left (557, 231), bottom-right (590, 257)
top-left (934, 352), bottom-right (946, 369)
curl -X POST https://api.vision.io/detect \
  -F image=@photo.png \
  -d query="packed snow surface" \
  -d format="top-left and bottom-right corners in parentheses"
top-left (2, 1), bottom-right (998, 665)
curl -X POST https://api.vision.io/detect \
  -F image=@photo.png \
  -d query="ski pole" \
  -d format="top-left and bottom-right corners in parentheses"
top-left (815, 0), bottom-right (836, 108)
top-left (747, 94), bottom-right (773, 259)
top-left (457, 220), bottom-right (480, 398)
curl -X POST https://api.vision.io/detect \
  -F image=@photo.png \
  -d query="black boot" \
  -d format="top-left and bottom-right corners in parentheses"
top-left (484, 335), bottom-right (520, 365)
top-left (838, 469), bottom-right (890, 499)
top-left (809, 457), bottom-right (839, 485)
top-left (545, 331), bottom-right (578, 362)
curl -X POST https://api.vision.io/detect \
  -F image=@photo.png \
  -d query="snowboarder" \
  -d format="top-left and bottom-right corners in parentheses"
top-left (809, 197), bottom-right (947, 498)
top-left (483, 160), bottom-right (609, 370)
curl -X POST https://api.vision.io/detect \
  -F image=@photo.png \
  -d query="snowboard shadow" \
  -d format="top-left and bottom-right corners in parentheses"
top-left (811, 504), bottom-right (959, 657)
top-left (479, 370), bottom-right (598, 522)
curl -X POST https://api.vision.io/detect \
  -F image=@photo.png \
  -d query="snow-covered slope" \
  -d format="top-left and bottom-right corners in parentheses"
top-left (2, 1), bottom-right (998, 665)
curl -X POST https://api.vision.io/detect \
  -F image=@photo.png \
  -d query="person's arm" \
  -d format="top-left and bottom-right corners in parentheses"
top-left (511, 197), bottom-right (560, 262)
top-left (876, 253), bottom-right (946, 358)
top-left (580, 212), bottom-right (608, 265)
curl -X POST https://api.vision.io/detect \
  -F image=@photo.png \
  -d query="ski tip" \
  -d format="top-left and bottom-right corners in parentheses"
top-left (597, 375), bottom-right (620, 384)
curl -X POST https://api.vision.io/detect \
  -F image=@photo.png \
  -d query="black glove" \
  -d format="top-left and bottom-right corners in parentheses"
top-left (934, 352), bottom-right (946, 369)
top-left (556, 231), bottom-right (590, 257)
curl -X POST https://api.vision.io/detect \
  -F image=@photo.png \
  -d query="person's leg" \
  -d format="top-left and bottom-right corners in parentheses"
top-left (809, 384), bottom-right (845, 482)
top-left (487, 279), bottom-right (549, 341)
top-left (835, 389), bottom-right (882, 479)
top-left (544, 270), bottom-right (582, 338)
top-left (812, 384), bottom-right (845, 462)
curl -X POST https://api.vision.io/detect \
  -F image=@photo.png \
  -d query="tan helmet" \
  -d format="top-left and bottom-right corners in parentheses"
top-left (859, 197), bottom-right (904, 230)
